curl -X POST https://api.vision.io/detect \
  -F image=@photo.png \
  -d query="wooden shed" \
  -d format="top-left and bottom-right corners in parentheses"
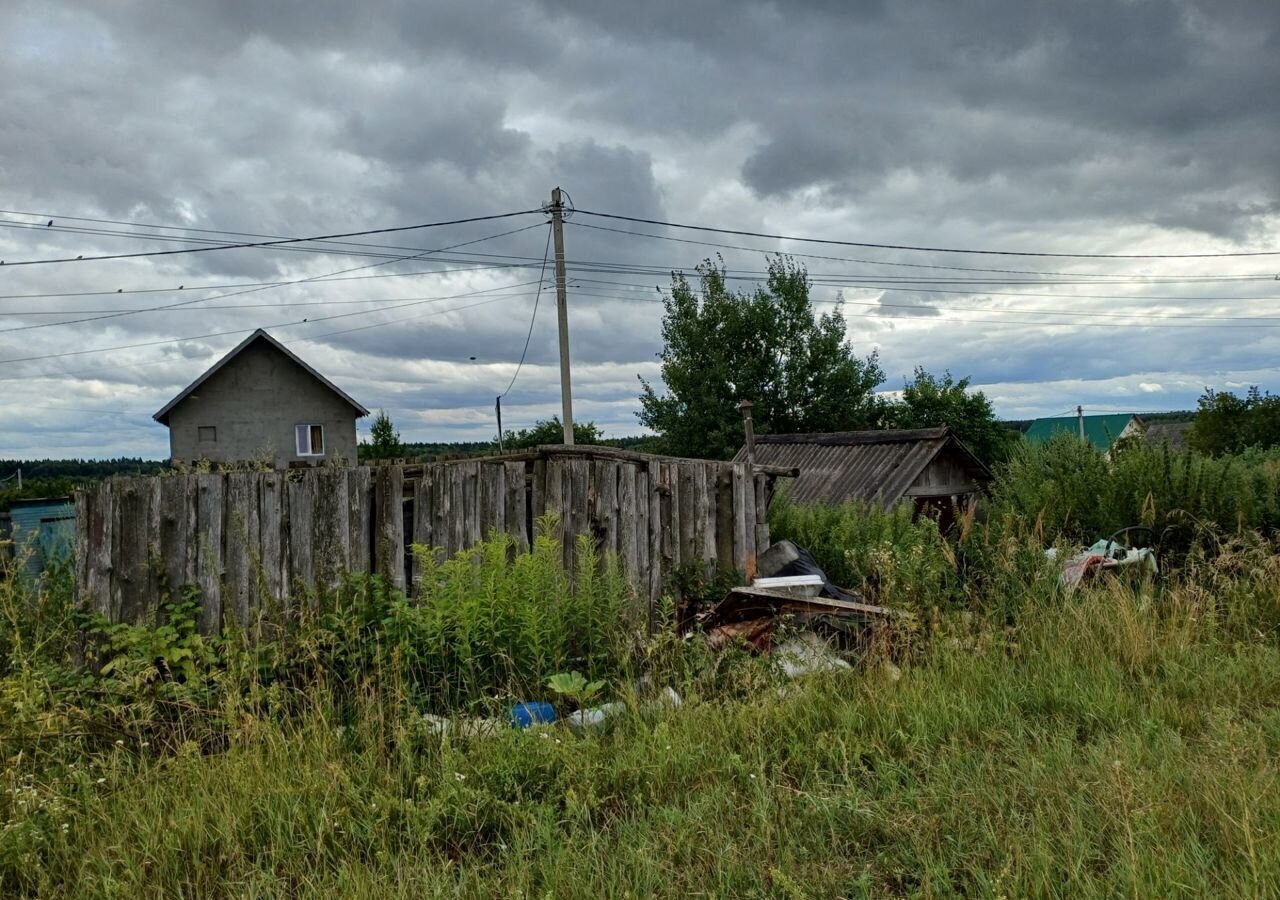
top-left (733, 427), bottom-right (992, 528)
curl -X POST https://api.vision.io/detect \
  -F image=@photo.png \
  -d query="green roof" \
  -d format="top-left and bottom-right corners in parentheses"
top-left (1024, 414), bottom-right (1141, 451)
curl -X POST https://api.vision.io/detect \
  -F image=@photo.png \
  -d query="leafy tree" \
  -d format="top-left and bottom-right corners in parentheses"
top-left (364, 409), bottom-right (404, 459)
top-left (639, 257), bottom-right (884, 459)
top-left (1188, 386), bottom-right (1280, 455)
top-left (885, 368), bottom-right (1016, 465)
top-left (504, 417), bottom-right (603, 449)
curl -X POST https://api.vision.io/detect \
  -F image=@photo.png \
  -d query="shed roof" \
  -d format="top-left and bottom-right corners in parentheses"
top-left (732, 427), bottom-right (992, 506)
top-left (1144, 421), bottom-right (1192, 451)
top-left (1024, 414), bottom-right (1142, 451)
top-left (153, 329), bottom-right (370, 426)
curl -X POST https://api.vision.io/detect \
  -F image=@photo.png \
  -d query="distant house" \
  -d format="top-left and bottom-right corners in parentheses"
top-left (154, 329), bottom-right (369, 469)
top-left (734, 427), bottom-right (992, 529)
top-left (1024, 414), bottom-right (1144, 452)
top-left (2, 496), bottom-right (75, 581)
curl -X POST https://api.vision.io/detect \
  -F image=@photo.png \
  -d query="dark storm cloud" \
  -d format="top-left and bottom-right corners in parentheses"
top-left (1, 0), bottom-right (1278, 455)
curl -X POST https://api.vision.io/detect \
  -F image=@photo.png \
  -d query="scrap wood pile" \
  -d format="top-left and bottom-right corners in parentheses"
top-left (698, 540), bottom-right (900, 672)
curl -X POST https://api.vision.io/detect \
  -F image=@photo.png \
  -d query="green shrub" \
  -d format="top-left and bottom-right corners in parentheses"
top-left (769, 494), bottom-right (961, 610)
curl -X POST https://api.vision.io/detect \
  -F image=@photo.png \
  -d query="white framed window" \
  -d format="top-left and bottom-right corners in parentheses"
top-left (197, 425), bottom-right (217, 443)
top-left (295, 424), bottom-right (325, 456)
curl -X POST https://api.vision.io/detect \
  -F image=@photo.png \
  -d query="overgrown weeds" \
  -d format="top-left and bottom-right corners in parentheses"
top-left (2, 454), bottom-right (1279, 896)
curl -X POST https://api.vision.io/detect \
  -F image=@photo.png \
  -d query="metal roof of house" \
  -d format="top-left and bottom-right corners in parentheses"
top-left (153, 329), bottom-right (370, 426)
top-left (1024, 414), bottom-right (1142, 451)
top-left (732, 427), bottom-right (992, 506)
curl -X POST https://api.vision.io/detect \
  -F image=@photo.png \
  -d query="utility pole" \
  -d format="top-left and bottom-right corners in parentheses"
top-left (495, 396), bottom-right (504, 453)
top-left (1077, 405), bottom-right (1085, 443)
top-left (549, 187), bottom-right (575, 445)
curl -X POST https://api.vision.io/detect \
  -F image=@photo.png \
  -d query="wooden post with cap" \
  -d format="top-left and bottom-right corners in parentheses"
top-left (739, 400), bottom-right (755, 471)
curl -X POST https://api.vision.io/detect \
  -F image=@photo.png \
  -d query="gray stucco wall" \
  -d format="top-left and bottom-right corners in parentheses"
top-left (166, 341), bottom-right (361, 468)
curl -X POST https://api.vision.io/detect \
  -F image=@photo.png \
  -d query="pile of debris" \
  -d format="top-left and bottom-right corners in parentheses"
top-left (701, 541), bottom-right (897, 670)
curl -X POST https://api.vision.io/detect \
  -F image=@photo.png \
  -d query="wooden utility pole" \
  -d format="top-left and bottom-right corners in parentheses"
top-left (550, 187), bottom-right (575, 445)
top-left (1077, 405), bottom-right (1085, 442)
top-left (495, 396), bottom-right (504, 453)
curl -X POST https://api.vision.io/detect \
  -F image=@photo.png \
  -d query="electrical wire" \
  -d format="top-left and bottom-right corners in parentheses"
top-left (0, 280), bottom-right (543, 366)
top-left (0, 208), bottom-right (543, 267)
top-left (573, 208), bottom-right (1280, 259)
top-left (500, 225), bottom-right (553, 398)
top-left (0, 223), bottom-right (544, 334)
top-left (567, 220), bottom-right (1277, 280)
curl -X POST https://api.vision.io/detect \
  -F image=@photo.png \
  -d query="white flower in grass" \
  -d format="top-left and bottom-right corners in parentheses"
top-left (454, 772), bottom-right (466, 782)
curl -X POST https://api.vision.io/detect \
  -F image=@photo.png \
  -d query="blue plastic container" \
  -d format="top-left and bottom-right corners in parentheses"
top-left (508, 701), bottom-right (556, 729)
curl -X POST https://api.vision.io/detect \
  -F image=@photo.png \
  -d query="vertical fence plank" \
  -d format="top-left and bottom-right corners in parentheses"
top-left (375, 466), bottom-right (405, 591)
top-left (479, 463), bottom-right (504, 540)
top-left (412, 469), bottom-right (434, 591)
top-left (731, 463), bottom-right (749, 576)
top-left (594, 459), bottom-right (618, 559)
top-left (88, 481), bottom-right (114, 617)
top-left (504, 461), bottom-right (528, 549)
top-left (647, 464), bottom-right (663, 616)
top-left (462, 461), bottom-right (482, 547)
top-left (566, 459), bottom-right (591, 573)
top-left (115, 479), bottom-right (155, 626)
top-left (754, 475), bottom-right (771, 559)
top-left (158, 476), bottom-right (193, 600)
top-left (714, 466), bottom-right (735, 575)
top-left (677, 464), bottom-right (697, 568)
top-left (194, 473), bottom-right (224, 634)
top-left (258, 472), bottom-right (285, 604)
top-left (312, 468), bottom-right (349, 593)
top-left (223, 472), bottom-right (260, 629)
top-left (286, 475), bottom-right (314, 600)
top-left (698, 463), bottom-right (716, 575)
top-left (347, 467), bottom-right (372, 576)
top-left (617, 462), bottom-right (639, 591)
top-left (742, 467), bottom-right (758, 580)
top-left (661, 461), bottom-right (679, 574)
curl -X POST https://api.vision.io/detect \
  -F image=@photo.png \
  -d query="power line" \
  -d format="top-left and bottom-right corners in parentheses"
top-left (563, 273), bottom-right (1280, 305)
top-left (573, 208), bottom-right (1280, 259)
top-left (0, 280), bottom-right (543, 366)
top-left (567, 220), bottom-right (1276, 280)
top-left (0, 208), bottom-right (542, 267)
top-left (500, 224), bottom-right (553, 398)
top-left (0, 223), bottom-right (545, 334)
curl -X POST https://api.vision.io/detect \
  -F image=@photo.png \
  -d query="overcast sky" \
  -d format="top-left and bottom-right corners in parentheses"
top-left (2, 0), bottom-right (1278, 459)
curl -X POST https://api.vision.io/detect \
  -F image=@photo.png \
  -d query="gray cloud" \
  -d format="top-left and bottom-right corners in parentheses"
top-left (1, 0), bottom-right (1279, 456)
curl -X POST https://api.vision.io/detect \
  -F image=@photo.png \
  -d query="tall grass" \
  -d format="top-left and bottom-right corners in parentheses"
top-left (992, 435), bottom-right (1280, 551)
top-left (3, 471), bottom-right (1280, 896)
top-left (2, 536), bottom-right (1279, 896)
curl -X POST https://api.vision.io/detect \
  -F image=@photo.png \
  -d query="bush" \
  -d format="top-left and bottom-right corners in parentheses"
top-left (769, 495), bottom-right (961, 610)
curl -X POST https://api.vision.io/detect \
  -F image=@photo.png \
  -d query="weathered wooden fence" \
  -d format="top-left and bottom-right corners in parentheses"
top-left (75, 446), bottom-right (792, 632)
